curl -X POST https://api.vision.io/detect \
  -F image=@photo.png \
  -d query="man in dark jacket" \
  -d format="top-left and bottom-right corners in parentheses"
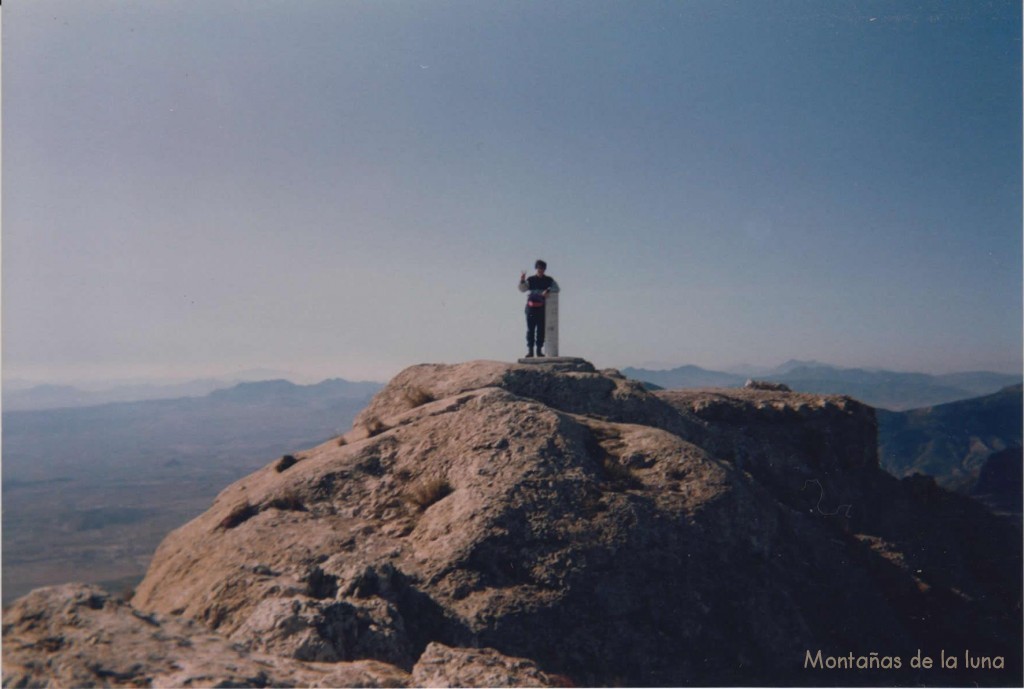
top-left (518, 259), bottom-right (560, 358)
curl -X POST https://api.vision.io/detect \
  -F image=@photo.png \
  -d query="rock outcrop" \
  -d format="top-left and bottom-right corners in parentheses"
top-left (2, 584), bottom-right (549, 688)
top-left (1, 584), bottom-right (411, 688)
top-left (5, 359), bottom-right (1021, 686)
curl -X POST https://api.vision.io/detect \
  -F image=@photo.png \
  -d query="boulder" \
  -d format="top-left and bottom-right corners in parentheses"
top-left (410, 642), bottom-right (556, 687)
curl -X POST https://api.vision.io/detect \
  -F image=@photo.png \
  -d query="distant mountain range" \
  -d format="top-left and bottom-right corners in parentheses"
top-left (877, 384), bottom-right (1023, 497)
top-left (3, 378), bottom-right (384, 484)
top-left (622, 362), bottom-right (1022, 410)
top-left (2, 379), bottom-right (232, 411)
top-left (2, 371), bottom-right (383, 412)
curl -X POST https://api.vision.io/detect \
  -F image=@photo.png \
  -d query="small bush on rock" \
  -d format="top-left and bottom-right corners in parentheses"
top-left (265, 490), bottom-right (306, 512)
top-left (363, 416), bottom-right (390, 437)
top-left (602, 458), bottom-right (642, 489)
top-left (218, 501), bottom-right (259, 530)
top-left (275, 454), bottom-right (299, 472)
top-left (744, 379), bottom-right (792, 392)
top-left (403, 386), bottom-right (434, 409)
top-left (406, 477), bottom-right (452, 511)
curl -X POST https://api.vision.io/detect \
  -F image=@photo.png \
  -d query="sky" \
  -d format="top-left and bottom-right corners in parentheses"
top-left (3, 0), bottom-right (1022, 384)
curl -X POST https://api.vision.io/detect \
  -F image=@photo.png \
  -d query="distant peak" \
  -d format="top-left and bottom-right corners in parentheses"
top-left (772, 359), bottom-right (829, 373)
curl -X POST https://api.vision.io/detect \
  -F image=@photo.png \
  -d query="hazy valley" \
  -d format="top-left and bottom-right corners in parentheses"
top-left (877, 384), bottom-right (1023, 508)
top-left (2, 378), bottom-right (382, 603)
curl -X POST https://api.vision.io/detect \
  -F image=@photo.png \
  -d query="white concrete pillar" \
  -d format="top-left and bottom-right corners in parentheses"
top-left (544, 292), bottom-right (559, 357)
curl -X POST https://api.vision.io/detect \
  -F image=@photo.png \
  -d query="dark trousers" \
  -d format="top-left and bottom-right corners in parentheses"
top-left (526, 306), bottom-right (546, 352)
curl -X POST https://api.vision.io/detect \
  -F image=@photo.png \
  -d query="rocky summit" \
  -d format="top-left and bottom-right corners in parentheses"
top-left (4, 359), bottom-right (1021, 687)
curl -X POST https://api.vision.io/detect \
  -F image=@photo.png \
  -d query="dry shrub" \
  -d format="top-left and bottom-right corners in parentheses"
top-left (402, 386), bottom-right (433, 409)
top-left (363, 416), bottom-right (390, 437)
top-left (667, 466), bottom-right (687, 481)
top-left (218, 501), bottom-right (258, 530)
top-left (580, 491), bottom-right (607, 517)
top-left (265, 489), bottom-right (306, 512)
top-left (275, 454), bottom-right (299, 472)
top-left (602, 458), bottom-right (642, 489)
top-left (337, 435), bottom-right (348, 446)
top-left (405, 477), bottom-right (452, 511)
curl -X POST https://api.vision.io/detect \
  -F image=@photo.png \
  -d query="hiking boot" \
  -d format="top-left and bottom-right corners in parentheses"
top-left (526, 350), bottom-right (535, 358)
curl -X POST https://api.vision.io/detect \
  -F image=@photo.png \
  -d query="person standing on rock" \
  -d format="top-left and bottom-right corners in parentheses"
top-left (518, 259), bottom-right (559, 358)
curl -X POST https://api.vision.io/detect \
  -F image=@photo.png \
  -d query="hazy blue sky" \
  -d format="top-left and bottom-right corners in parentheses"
top-left (4, 0), bottom-right (1021, 383)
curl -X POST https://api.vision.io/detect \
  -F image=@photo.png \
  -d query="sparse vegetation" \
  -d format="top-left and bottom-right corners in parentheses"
top-left (305, 566), bottom-right (339, 600)
top-left (337, 436), bottom-right (348, 446)
top-left (602, 458), bottom-right (642, 489)
top-left (217, 501), bottom-right (259, 530)
top-left (363, 415), bottom-right (390, 437)
top-left (357, 455), bottom-right (385, 476)
top-left (402, 386), bottom-right (434, 409)
top-left (405, 477), bottom-right (453, 511)
top-left (580, 490), bottom-right (607, 517)
top-left (275, 454), bottom-right (299, 473)
top-left (265, 490), bottom-right (306, 512)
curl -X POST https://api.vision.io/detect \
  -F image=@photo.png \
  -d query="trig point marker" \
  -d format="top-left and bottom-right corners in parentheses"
top-left (518, 292), bottom-right (568, 365)
top-left (544, 291), bottom-right (559, 357)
